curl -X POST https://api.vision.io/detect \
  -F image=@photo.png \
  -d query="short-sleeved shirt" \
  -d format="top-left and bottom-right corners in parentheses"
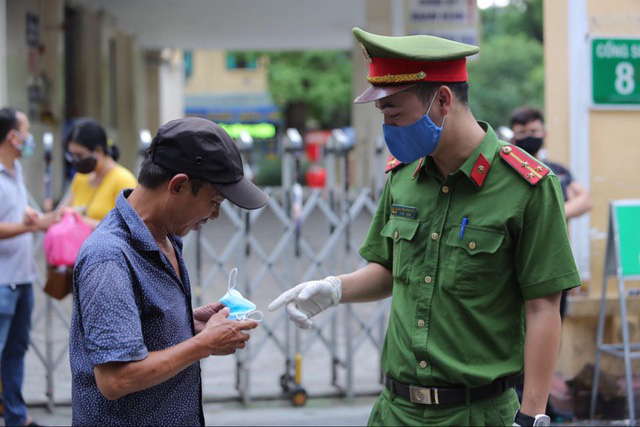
top-left (70, 164), bottom-right (137, 221)
top-left (359, 122), bottom-right (580, 388)
top-left (545, 161), bottom-right (573, 201)
top-left (0, 160), bottom-right (36, 286)
top-left (69, 189), bottom-right (204, 426)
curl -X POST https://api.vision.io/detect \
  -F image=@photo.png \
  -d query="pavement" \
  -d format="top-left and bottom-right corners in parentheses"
top-left (15, 396), bottom-right (377, 426)
top-left (13, 399), bottom-right (640, 426)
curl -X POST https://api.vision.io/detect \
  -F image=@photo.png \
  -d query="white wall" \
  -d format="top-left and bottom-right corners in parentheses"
top-left (159, 49), bottom-right (185, 125)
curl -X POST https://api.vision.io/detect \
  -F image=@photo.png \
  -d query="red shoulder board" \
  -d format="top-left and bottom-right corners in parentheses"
top-left (385, 155), bottom-right (404, 173)
top-left (499, 145), bottom-right (550, 185)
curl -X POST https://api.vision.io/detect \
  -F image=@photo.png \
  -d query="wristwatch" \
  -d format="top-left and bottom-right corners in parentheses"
top-left (513, 410), bottom-right (551, 427)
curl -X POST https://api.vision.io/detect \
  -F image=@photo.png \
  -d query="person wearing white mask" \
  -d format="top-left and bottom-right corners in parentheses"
top-left (0, 107), bottom-right (58, 426)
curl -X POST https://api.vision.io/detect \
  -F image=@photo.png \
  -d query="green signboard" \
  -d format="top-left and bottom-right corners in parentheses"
top-left (592, 38), bottom-right (640, 106)
top-left (614, 202), bottom-right (640, 277)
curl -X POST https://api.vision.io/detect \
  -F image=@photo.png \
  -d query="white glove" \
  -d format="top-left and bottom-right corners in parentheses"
top-left (267, 277), bottom-right (342, 329)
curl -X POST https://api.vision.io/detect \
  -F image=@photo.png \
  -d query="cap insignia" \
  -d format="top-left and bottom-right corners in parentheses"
top-left (368, 71), bottom-right (426, 85)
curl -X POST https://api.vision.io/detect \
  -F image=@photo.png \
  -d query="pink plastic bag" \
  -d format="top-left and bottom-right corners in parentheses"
top-left (43, 211), bottom-right (93, 267)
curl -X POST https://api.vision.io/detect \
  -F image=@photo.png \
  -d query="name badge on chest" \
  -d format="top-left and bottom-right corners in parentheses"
top-left (391, 204), bottom-right (417, 220)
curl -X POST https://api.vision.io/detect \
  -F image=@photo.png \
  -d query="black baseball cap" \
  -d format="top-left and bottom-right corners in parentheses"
top-left (150, 117), bottom-right (268, 210)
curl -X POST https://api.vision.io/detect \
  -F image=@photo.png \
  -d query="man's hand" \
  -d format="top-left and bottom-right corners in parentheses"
top-left (196, 307), bottom-right (258, 356)
top-left (22, 207), bottom-right (40, 229)
top-left (34, 211), bottom-right (60, 231)
top-left (267, 277), bottom-right (342, 329)
top-left (193, 302), bottom-right (225, 334)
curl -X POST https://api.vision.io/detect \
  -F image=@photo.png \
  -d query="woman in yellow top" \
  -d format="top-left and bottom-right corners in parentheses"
top-left (60, 119), bottom-right (137, 228)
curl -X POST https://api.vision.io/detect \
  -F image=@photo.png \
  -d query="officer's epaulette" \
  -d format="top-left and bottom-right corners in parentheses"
top-left (385, 155), bottom-right (405, 173)
top-left (499, 144), bottom-right (550, 185)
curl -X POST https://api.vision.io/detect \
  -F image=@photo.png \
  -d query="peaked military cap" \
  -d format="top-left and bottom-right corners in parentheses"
top-left (353, 27), bottom-right (480, 103)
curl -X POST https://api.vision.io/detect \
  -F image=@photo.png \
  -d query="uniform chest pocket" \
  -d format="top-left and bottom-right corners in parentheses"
top-left (442, 225), bottom-right (506, 296)
top-left (380, 217), bottom-right (420, 284)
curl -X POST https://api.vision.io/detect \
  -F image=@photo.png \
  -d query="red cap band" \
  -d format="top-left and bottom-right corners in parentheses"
top-left (368, 57), bottom-right (468, 85)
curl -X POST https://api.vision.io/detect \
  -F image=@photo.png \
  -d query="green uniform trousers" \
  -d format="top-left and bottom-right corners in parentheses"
top-left (367, 387), bottom-right (520, 426)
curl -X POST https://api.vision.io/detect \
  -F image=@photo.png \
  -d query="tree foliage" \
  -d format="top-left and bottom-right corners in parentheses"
top-left (468, 0), bottom-right (545, 128)
top-left (468, 34), bottom-right (544, 128)
top-left (481, 0), bottom-right (543, 43)
top-left (264, 51), bottom-right (352, 130)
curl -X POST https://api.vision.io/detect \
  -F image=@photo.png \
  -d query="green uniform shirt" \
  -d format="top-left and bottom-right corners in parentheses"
top-left (359, 122), bottom-right (580, 389)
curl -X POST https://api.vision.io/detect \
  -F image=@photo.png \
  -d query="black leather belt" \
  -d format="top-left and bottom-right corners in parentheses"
top-left (384, 373), bottom-right (523, 405)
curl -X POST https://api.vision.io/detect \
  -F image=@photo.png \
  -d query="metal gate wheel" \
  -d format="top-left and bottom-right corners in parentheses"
top-left (290, 387), bottom-right (308, 407)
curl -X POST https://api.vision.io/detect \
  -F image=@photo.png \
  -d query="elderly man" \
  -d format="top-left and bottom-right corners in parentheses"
top-left (69, 118), bottom-right (268, 425)
top-left (270, 29), bottom-right (580, 426)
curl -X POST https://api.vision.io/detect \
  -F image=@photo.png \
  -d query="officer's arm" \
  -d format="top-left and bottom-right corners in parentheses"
top-left (520, 291), bottom-right (562, 416)
top-left (338, 262), bottom-right (393, 303)
top-left (564, 181), bottom-right (592, 219)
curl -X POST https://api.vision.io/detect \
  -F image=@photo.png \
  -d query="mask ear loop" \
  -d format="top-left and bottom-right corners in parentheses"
top-left (426, 92), bottom-right (447, 128)
top-left (246, 311), bottom-right (264, 323)
top-left (426, 91), bottom-right (438, 115)
top-left (228, 268), bottom-right (238, 291)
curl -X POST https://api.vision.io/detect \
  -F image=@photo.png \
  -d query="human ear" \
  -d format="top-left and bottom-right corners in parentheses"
top-left (167, 174), bottom-right (190, 196)
top-left (437, 86), bottom-right (453, 115)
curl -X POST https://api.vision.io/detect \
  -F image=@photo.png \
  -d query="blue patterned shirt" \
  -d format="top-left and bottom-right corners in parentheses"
top-left (69, 190), bottom-right (204, 426)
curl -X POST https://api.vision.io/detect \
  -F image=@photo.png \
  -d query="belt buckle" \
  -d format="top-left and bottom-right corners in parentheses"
top-left (409, 386), bottom-right (439, 405)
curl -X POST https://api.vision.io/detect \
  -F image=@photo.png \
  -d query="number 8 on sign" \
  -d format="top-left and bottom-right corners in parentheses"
top-left (615, 61), bottom-right (635, 95)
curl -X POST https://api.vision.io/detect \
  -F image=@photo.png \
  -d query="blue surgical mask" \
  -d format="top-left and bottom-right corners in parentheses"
top-left (15, 131), bottom-right (35, 158)
top-left (219, 268), bottom-right (263, 322)
top-left (382, 93), bottom-right (446, 164)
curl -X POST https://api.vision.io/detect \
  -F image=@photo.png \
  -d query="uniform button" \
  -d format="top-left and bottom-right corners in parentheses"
top-left (431, 232), bottom-right (439, 240)
top-left (393, 230), bottom-right (398, 239)
top-left (424, 276), bottom-right (432, 284)
top-left (417, 319), bottom-right (425, 328)
top-left (441, 186), bottom-right (449, 194)
top-left (468, 241), bottom-right (477, 250)
top-left (419, 360), bottom-right (427, 369)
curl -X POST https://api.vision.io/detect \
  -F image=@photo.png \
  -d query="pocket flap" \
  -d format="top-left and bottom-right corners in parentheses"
top-left (446, 225), bottom-right (505, 255)
top-left (381, 217), bottom-right (420, 241)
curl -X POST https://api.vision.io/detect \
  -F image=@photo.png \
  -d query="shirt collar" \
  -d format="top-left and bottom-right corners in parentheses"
top-left (0, 159), bottom-right (19, 178)
top-left (457, 121), bottom-right (500, 189)
top-left (116, 189), bottom-right (162, 252)
top-left (411, 121), bottom-right (500, 189)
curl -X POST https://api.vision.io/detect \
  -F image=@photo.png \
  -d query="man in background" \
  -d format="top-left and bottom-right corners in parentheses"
top-left (0, 107), bottom-right (58, 426)
top-left (510, 107), bottom-right (592, 220)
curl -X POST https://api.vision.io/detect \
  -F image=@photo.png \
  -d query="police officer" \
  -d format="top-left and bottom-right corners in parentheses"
top-left (269, 28), bottom-right (580, 426)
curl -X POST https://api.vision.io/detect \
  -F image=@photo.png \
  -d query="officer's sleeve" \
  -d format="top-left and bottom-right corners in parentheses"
top-left (515, 175), bottom-right (581, 300)
top-left (359, 177), bottom-right (393, 270)
top-left (75, 259), bottom-right (148, 366)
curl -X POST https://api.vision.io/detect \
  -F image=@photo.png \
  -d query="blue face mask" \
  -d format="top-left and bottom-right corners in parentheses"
top-left (219, 268), bottom-right (263, 322)
top-left (382, 93), bottom-right (446, 164)
top-left (15, 131), bottom-right (35, 158)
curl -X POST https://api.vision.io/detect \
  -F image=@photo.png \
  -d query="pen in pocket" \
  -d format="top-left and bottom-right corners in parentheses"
top-left (459, 217), bottom-right (468, 240)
